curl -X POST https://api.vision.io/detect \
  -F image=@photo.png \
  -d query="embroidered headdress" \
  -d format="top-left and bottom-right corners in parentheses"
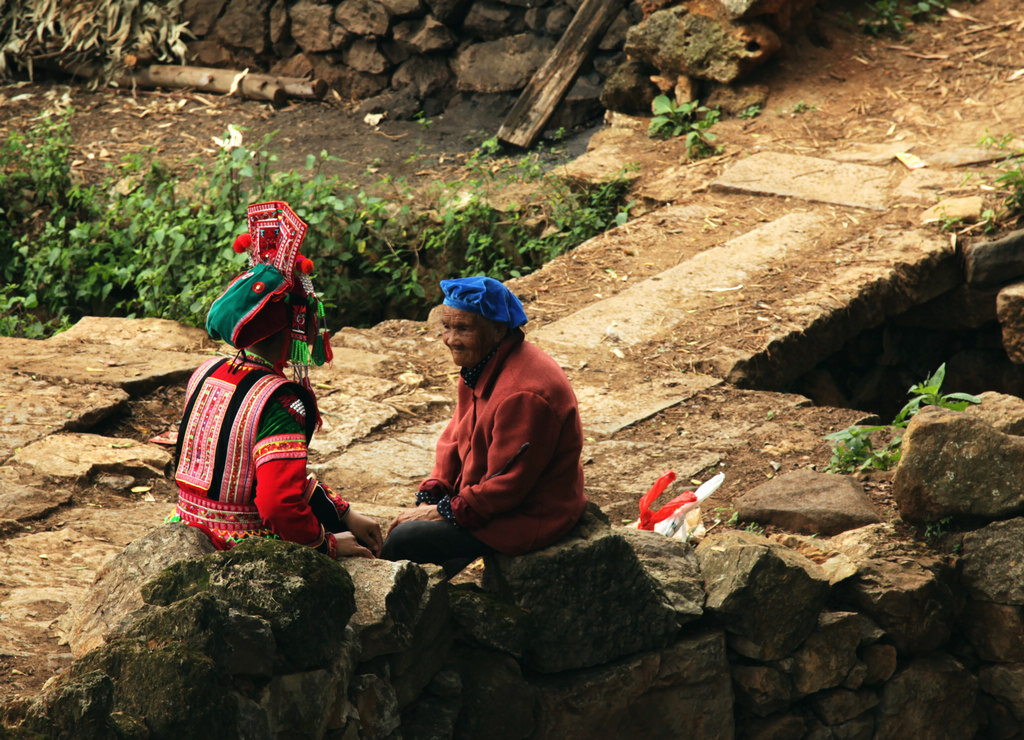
top-left (206, 201), bottom-right (332, 386)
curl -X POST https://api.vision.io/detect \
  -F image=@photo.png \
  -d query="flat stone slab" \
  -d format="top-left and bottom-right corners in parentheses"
top-left (12, 433), bottom-right (172, 480)
top-left (576, 373), bottom-right (720, 436)
top-left (0, 372), bottom-right (129, 463)
top-left (712, 151), bottom-right (891, 210)
top-left (313, 422), bottom-right (447, 501)
top-left (53, 317), bottom-right (216, 353)
top-left (2, 336), bottom-right (203, 396)
top-left (309, 394), bottom-right (401, 459)
top-left (0, 474), bottom-right (73, 522)
top-left (530, 211), bottom-right (830, 355)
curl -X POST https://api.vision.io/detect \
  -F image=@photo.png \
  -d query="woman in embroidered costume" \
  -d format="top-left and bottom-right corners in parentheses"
top-left (170, 201), bottom-right (382, 559)
top-left (381, 276), bottom-right (587, 576)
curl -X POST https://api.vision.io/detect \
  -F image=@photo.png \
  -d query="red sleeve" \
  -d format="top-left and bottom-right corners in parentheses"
top-left (427, 414), bottom-right (462, 489)
top-left (253, 434), bottom-right (327, 550)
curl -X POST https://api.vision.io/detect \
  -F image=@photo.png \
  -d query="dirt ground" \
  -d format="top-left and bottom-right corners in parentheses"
top-left (2, 0), bottom-right (1023, 705)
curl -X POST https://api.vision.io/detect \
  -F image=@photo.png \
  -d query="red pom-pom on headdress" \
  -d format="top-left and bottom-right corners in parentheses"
top-left (297, 256), bottom-right (314, 275)
top-left (233, 233), bottom-right (252, 253)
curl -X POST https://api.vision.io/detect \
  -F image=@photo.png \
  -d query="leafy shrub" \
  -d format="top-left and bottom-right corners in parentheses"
top-left (0, 113), bottom-right (632, 337)
top-left (825, 364), bottom-right (981, 473)
top-left (647, 96), bottom-right (721, 159)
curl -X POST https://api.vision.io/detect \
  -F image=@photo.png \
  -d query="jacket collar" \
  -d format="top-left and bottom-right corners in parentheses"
top-left (466, 329), bottom-right (524, 398)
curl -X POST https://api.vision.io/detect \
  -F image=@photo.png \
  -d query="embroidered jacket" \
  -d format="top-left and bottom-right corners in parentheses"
top-left (173, 355), bottom-right (349, 558)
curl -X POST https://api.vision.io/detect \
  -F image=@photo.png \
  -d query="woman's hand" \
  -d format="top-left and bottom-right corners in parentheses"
top-left (333, 531), bottom-right (374, 559)
top-left (345, 509), bottom-right (383, 556)
top-left (387, 503), bottom-right (444, 535)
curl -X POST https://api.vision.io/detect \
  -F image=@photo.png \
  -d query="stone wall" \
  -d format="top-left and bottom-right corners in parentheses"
top-left (180, 0), bottom-right (642, 120)
top-left (13, 487), bottom-right (1023, 739)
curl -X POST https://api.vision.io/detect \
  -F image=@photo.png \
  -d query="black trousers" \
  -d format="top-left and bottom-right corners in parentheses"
top-left (381, 521), bottom-right (493, 577)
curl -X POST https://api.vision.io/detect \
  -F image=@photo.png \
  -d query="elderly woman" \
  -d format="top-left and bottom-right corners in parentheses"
top-left (171, 201), bottom-right (382, 560)
top-left (382, 276), bottom-right (587, 575)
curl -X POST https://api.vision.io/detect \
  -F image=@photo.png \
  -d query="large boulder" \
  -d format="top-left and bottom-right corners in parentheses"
top-left (695, 529), bottom-right (830, 661)
top-left (892, 407), bottom-right (1024, 522)
top-left (482, 505), bottom-right (705, 672)
top-left (452, 33), bottom-right (556, 93)
top-left (624, 6), bottom-right (781, 84)
top-left (735, 469), bottom-right (882, 536)
top-left (58, 522), bottom-right (217, 657)
top-left (780, 611), bottom-right (883, 698)
top-left (962, 390), bottom-right (1024, 434)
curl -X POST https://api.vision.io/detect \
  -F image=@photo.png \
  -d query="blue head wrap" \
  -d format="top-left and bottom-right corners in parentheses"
top-left (440, 276), bottom-right (528, 328)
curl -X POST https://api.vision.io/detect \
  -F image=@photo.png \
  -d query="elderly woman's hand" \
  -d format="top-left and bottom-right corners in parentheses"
top-left (387, 503), bottom-right (444, 535)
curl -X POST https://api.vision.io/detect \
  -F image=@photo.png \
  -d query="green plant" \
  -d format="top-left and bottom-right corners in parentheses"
top-left (826, 364), bottom-right (981, 473)
top-left (738, 104), bottom-right (763, 120)
top-left (908, 0), bottom-right (949, 20)
top-left (995, 160), bottom-right (1024, 219)
top-left (1, 113), bottom-right (633, 338)
top-left (861, 0), bottom-right (907, 36)
top-left (923, 515), bottom-right (953, 544)
top-left (647, 96), bottom-right (721, 159)
top-left (790, 101), bottom-right (817, 114)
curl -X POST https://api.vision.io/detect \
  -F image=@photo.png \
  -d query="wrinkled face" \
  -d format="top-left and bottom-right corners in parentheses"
top-left (441, 306), bottom-right (507, 368)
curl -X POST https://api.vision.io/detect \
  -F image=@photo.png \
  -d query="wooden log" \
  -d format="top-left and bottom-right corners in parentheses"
top-left (497, 0), bottom-right (629, 149)
top-left (132, 65), bottom-right (287, 107)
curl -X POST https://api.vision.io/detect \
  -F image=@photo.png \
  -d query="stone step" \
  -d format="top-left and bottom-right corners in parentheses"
top-left (529, 207), bottom-right (959, 391)
top-left (711, 151), bottom-right (894, 210)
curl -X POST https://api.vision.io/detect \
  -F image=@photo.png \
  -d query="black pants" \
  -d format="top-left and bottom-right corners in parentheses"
top-left (381, 521), bottom-right (493, 577)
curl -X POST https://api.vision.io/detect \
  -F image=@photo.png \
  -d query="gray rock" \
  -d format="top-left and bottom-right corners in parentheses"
top-left (452, 33), bottom-right (556, 93)
top-left (13, 433), bottom-right (171, 481)
top-left (978, 664), bottom-right (1024, 729)
top-left (483, 505), bottom-right (703, 672)
top-left (335, 0), bottom-right (391, 35)
top-left (454, 647), bottom-right (535, 740)
top-left (696, 529), bottom-right (830, 660)
top-left (892, 407), bottom-right (1024, 522)
top-left (261, 669), bottom-right (339, 740)
top-left (181, 0), bottom-right (228, 38)
top-left (143, 538), bottom-right (357, 673)
top-left (58, 522), bottom-right (217, 658)
top-left (836, 552), bottom-right (959, 656)
top-left (706, 82), bottom-right (770, 115)
top-left (340, 558), bottom-right (438, 661)
top-left (960, 517), bottom-right (1024, 605)
top-left (960, 601), bottom-right (1024, 662)
top-left (599, 58), bottom-right (659, 115)
top-left (898, 284), bottom-right (999, 331)
top-left (424, 0), bottom-right (470, 25)
top-left (381, 0), bottom-right (423, 17)
top-left (462, 2), bottom-right (526, 40)
top-left (860, 642), bottom-right (898, 686)
top-left (998, 282), bottom-right (1024, 363)
top-left (393, 14), bottom-right (458, 53)
top-left (782, 611), bottom-right (869, 697)
top-left (874, 655), bottom-right (981, 739)
top-left (449, 584), bottom-right (529, 658)
top-left (810, 687), bottom-right (879, 727)
top-left (531, 630), bottom-right (735, 740)
top-left (733, 663), bottom-right (793, 716)
top-left (735, 470), bottom-right (882, 536)
top-left (215, 0), bottom-right (270, 54)
top-left (963, 391), bottom-right (1024, 434)
top-left (965, 227), bottom-right (1024, 287)
top-left (269, 0), bottom-right (288, 45)
top-left (351, 672), bottom-right (402, 739)
top-left (625, 7), bottom-right (781, 84)
top-left (290, 1), bottom-right (336, 53)
top-left (345, 38), bottom-right (392, 74)
top-left (391, 54), bottom-right (455, 99)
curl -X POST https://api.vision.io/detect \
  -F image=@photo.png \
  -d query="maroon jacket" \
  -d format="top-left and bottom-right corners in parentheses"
top-left (426, 330), bottom-right (586, 555)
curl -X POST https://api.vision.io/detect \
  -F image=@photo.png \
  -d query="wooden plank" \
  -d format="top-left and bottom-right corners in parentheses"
top-left (497, 0), bottom-right (629, 149)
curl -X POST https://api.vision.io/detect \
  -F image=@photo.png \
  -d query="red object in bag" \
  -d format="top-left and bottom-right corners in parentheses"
top-left (637, 471), bottom-right (697, 531)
